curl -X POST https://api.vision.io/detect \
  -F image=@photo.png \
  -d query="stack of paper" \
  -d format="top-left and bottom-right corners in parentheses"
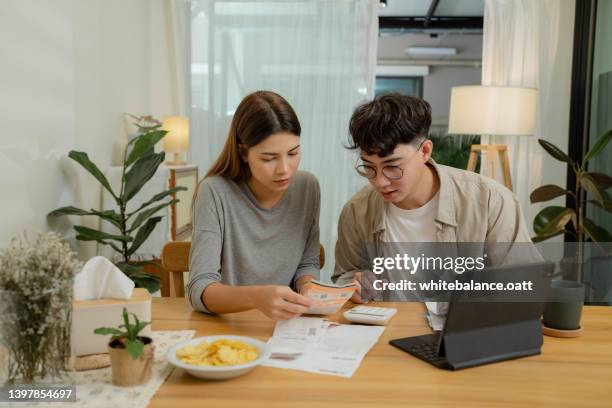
top-left (261, 317), bottom-right (384, 378)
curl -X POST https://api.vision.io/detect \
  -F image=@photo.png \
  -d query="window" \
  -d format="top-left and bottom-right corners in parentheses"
top-left (375, 76), bottom-right (423, 98)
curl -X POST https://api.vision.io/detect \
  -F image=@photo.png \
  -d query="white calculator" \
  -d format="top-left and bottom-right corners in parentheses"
top-left (344, 306), bottom-right (397, 326)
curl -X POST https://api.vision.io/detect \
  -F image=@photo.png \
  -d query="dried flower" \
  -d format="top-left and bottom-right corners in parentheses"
top-left (0, 232), bottom-right (81, 383)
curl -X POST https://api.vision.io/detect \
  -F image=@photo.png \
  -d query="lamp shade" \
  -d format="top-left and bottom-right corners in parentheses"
top-left (448, 86), bottom-right (538, 136)
top-left (162, 116), bottom-right (189, 153)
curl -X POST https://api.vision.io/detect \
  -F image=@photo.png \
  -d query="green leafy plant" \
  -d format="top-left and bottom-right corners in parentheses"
top-left (530, 130), bottom-right (612, 243)
top-left (94, 307), bottom-right (151, 359)
top-left (48, 115), bottom-right (187, 293)
top-left (430, 133), bottom-right (481, 172)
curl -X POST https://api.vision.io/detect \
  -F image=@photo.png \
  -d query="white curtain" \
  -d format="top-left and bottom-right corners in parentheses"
top-left (481, 0), bottom-right (575, 234)
top-left (190, 0), bottom-right (378, 280)
top-left (162, 0), bottom-right (190, 116)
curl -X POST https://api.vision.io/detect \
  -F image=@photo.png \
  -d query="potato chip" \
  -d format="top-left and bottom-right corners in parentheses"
top-left (176, 339), bottom-right (259, 366)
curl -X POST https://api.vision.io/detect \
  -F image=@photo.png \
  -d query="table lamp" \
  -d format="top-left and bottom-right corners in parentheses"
top-left (447, 85), bottom-right (538, 190)
top-left (163, 116), bottom-right (189, 165)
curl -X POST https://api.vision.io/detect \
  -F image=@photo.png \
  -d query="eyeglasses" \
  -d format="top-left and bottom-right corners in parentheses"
top-left (355, 139), bottom-right (425, 181)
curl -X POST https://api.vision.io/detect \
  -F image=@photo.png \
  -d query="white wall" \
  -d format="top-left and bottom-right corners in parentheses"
top-left (377, 32), bottom-right (483, 130)
top-left (0, 0), bottom-right (177, 259)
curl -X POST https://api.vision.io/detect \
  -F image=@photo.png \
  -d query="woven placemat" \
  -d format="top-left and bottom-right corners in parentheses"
top-left (69, 353), bottom-right (111, 371)
top-left (32, 330), bottom-right (195, 408)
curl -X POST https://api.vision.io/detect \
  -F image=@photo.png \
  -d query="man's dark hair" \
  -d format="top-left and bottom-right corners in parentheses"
top-left (348, 93), bottom-right (432, 157)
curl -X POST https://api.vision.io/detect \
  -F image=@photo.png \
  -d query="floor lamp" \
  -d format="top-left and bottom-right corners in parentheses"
top-left (447, 86), bottom-right (538, 191)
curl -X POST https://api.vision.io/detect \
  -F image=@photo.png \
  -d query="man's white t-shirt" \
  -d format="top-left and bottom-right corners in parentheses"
top-left (383, 192), bottom-right (447, 319)
top-left (384, 192), bottom-right (439, 243)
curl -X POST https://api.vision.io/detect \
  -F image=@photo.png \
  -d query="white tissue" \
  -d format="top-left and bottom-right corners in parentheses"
top-left (73, 256), bottom-right (135, 301)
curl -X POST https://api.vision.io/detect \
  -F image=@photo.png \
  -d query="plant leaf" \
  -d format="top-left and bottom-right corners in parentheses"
top-left (529, 185), bottom-right (570, 203)
top-left (583, 129), bottom-right (612, 163)
top-left (48, 206), bottom-right (90, 217)
top-left (126, 339), bottom-right (144, 359)
top-left (47, 206), bottom-right (123, 230)
top-left (123, 152), bottom-right (165, 202)
top-left (587, 199), bottom-right (612, 213)
top-left (74, 225), bottom-right (132, 242)
top-left (132, 312), bottom-right (141, 336)
top-left (97, 240), bottom-right (122, 253)
top-left (125, 130), bottom-right (167, 167)
top-left (130, 313), bottom-right (151, 336)
top-left (582, 171), bottom-right (612, 190)
top-left (533, 206), bottom-right (574, 235)
top-left (538, 139), bottom-right (575, 166)
top-left (581, 173), bottom-right (606, 206)
top-left (69, 151), bottom-right (117, 199)
top-left (132, 276), bottom-right (161, 293)
top-left (583, 217), bottom-right (612, 242)
top-left (128, 186), bottom-right (187, 217)
top-left (135, 320), bottom-right (151, 334)
top-left (127, 271), bottom-right (161, 293)
top-left (94, 327), bottom-right (123, 336)
top-left (115, 262), bottom-right (144, 276)
top-left (531, 230), bottom-right (565, 243)
top-left (122, 307), bottom-right (134, 340)
top-left (48, 207), bottom-right (123, 230)
top-left (116, 263), bottom-right (162, 293)
top-left (128, 199), bottom-right (177, 232)
top-left (89, 209), bottom-right (123, 229)
top-left (127, 216), bottom-right (163, 256)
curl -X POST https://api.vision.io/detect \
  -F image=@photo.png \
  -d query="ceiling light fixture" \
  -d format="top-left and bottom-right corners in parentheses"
top-left (406, 47), bottom-right (457, 56)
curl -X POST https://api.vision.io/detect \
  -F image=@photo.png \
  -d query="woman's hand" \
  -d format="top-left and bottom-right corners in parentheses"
top-left (251, 285), bottom-right (312, 320)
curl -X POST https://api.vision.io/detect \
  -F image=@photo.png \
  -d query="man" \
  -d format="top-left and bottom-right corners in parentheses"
top-left (332, 93), bottom-right (537, 305)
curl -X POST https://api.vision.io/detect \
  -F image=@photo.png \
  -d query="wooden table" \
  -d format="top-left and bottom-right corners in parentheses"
top-left (150, 299), bottom-right (612, 407)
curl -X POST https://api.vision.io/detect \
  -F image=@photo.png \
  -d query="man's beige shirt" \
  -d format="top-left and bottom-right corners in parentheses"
top-left (332, 160), bottom-right (541, 284)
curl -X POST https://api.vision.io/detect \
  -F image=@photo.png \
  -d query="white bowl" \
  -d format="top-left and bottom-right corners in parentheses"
top-left (166, 335), bottom-right (271, 380)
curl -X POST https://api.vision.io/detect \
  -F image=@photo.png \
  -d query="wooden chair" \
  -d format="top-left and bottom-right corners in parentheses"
top-left (161, 242), bottom-right (326, 298)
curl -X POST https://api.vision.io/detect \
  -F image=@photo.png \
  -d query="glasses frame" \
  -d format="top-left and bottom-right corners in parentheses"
top-left (355, 138), bottom-right (426, 181)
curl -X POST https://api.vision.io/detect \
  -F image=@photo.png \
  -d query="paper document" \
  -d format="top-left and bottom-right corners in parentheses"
top-left (262, 317), bottom-right (384, 378)
top-left (303, 280), bottom-right (356, 315)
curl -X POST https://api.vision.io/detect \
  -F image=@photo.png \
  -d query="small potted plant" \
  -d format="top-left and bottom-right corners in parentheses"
top-left (94, 308), bottom-right (154, 386)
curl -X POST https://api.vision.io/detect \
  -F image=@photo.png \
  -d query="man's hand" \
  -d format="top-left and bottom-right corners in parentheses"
top-left (350, 271), bottom-right (384, 303)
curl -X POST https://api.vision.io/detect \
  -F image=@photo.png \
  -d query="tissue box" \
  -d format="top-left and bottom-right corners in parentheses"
top-left (71, 288), bottom-right (152, 356)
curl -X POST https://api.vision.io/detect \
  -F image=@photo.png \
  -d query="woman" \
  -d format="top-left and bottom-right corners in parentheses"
top-left (187, 91), bottom-right (320, 320)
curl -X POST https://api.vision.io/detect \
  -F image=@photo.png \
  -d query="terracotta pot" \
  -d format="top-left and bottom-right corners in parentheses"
top-left (108, 337), bottom-right (154, 387)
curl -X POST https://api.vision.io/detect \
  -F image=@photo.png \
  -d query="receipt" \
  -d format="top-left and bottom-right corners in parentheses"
top-left (263, 317), bottom-right (385, 378)
top-left (303, 280), bottom-right (356, 315)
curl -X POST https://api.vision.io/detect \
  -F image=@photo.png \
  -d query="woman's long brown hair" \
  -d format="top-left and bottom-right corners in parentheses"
top-left (191, 91), bottom-right (301, 217)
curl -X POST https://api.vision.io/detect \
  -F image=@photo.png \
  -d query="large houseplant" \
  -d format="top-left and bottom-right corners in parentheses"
top-left (530, 130), bottom-right (612, 243)
top-left (48, 116), bottom-right (186, 293)
top-left (531, 130), bottom-right (612, 331)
